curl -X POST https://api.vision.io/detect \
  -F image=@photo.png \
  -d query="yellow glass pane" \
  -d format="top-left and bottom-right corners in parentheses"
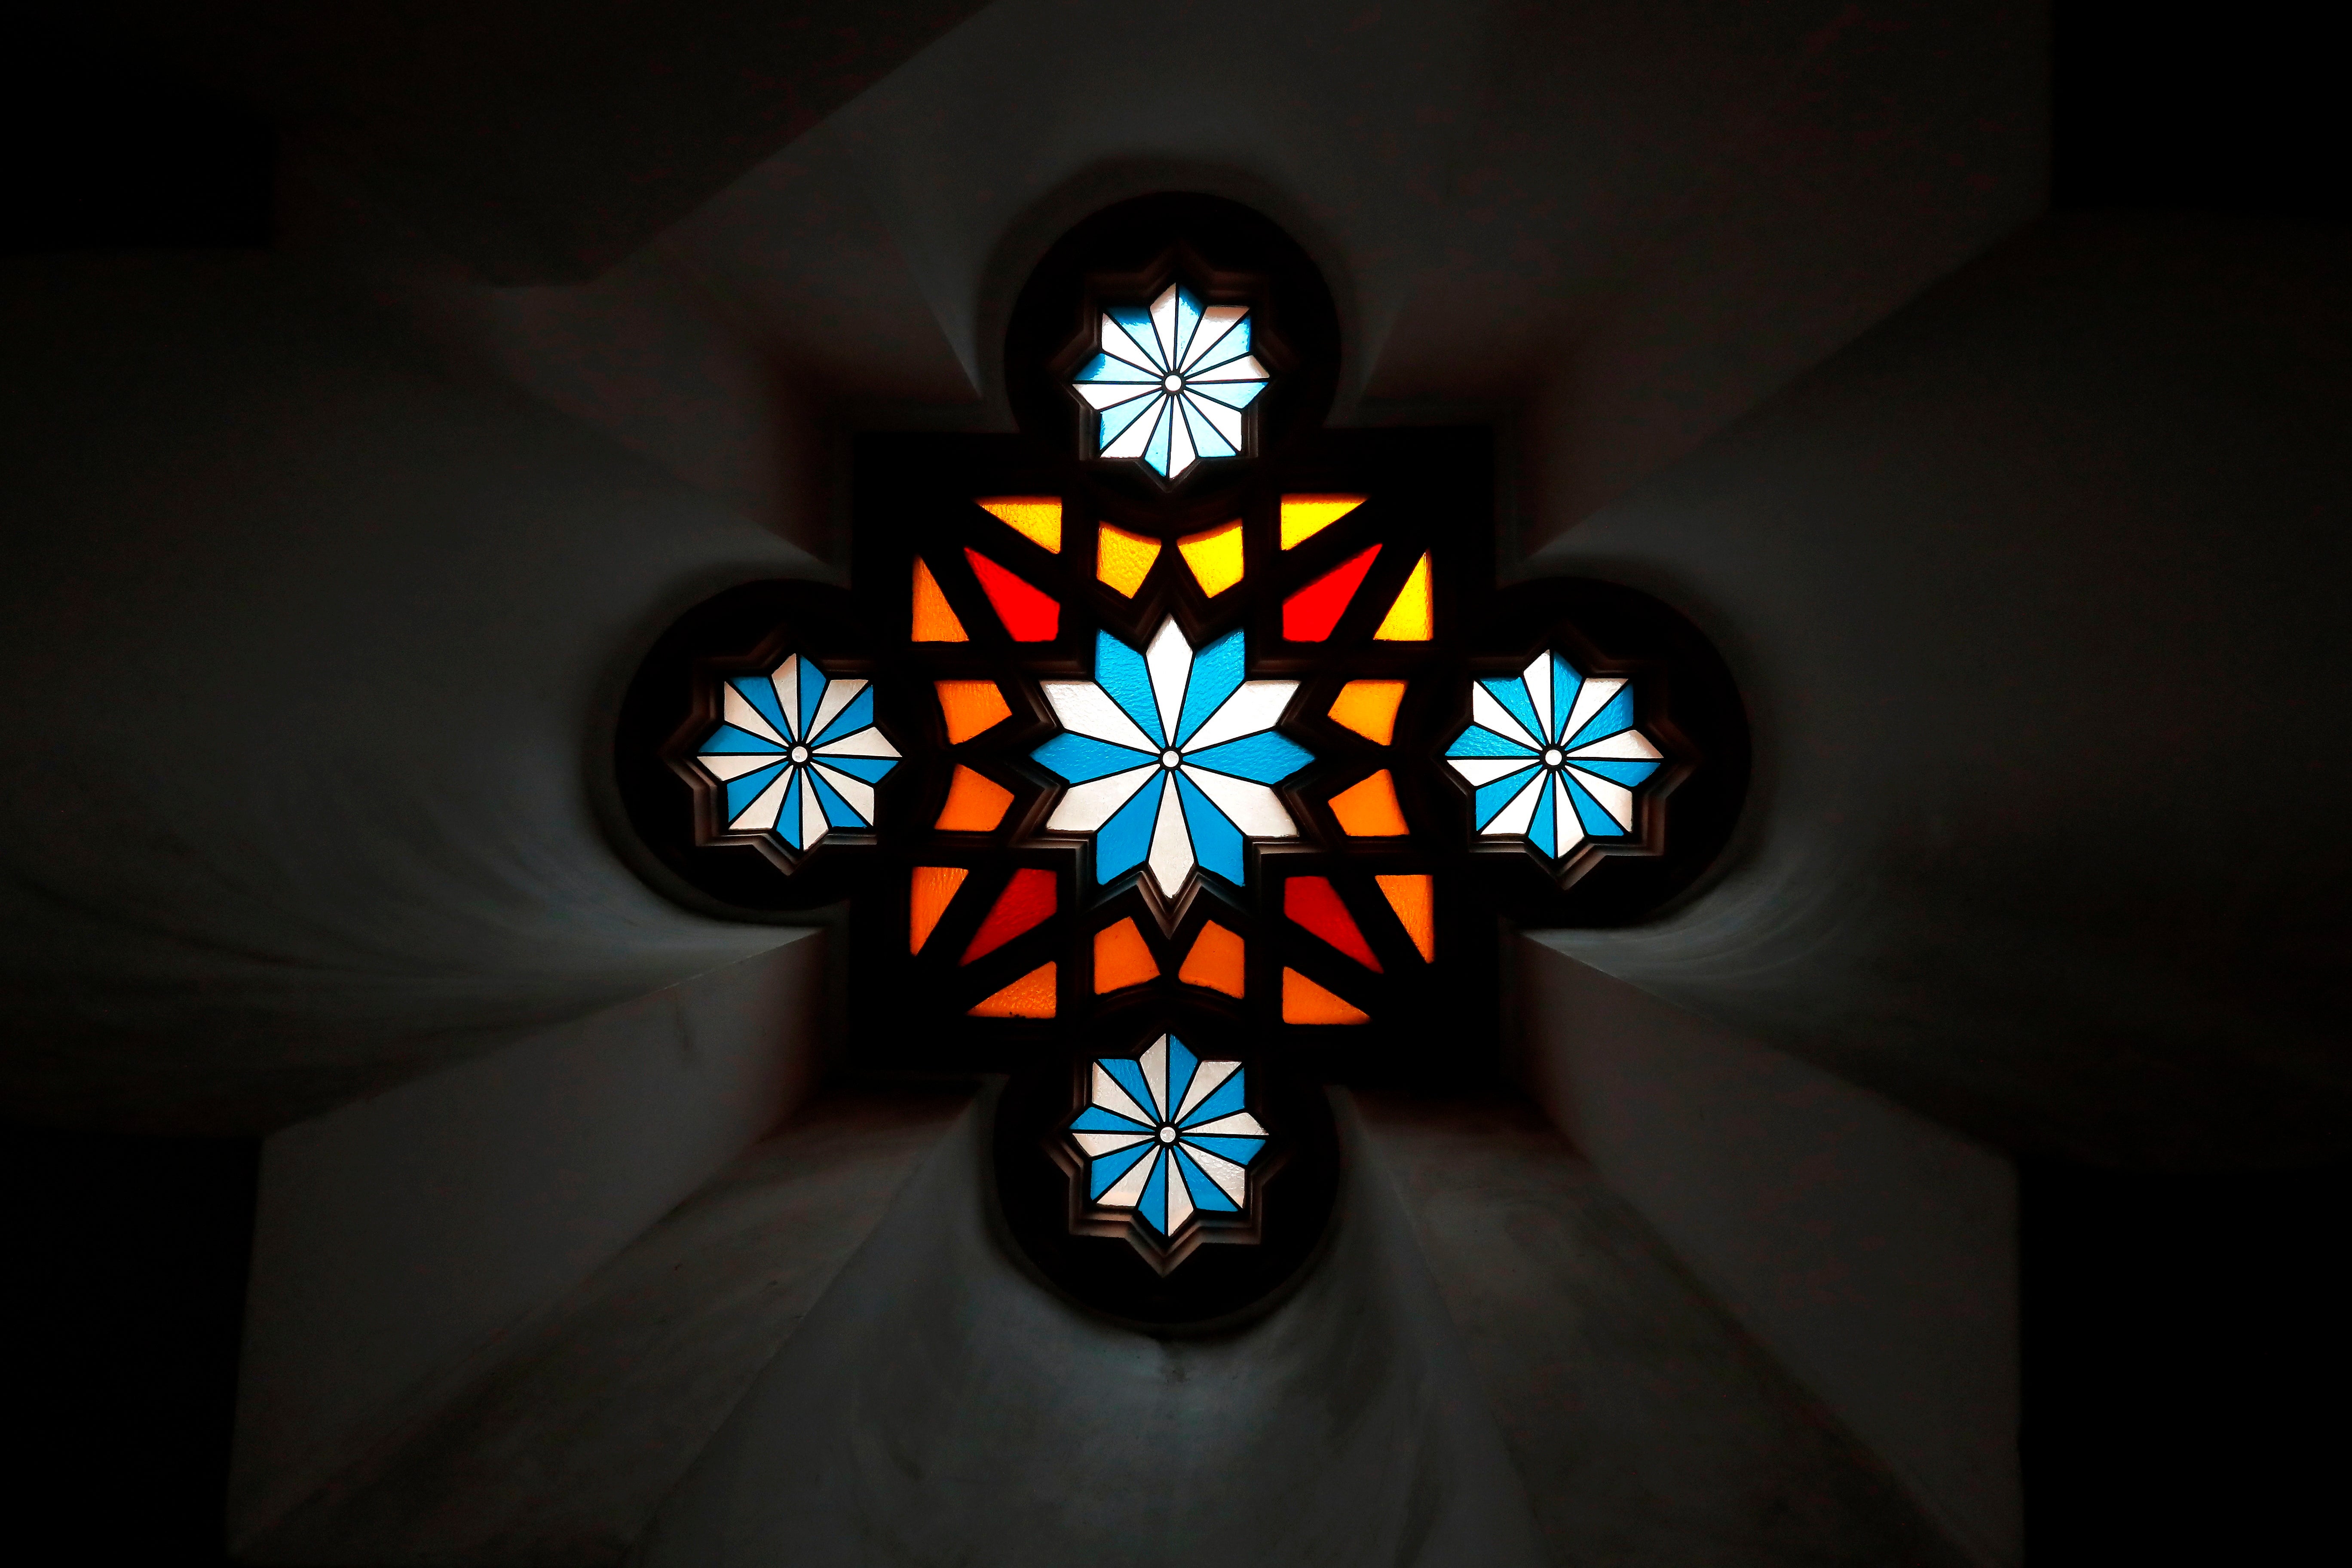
top-left (1177, 519), bottom-right (1245, 596)
top-left (1280, 494), bottom-right (1366, 549)
top-left (970, 962), bottom-right (1056, 1018)
top-left (935, 766), bottom-right (1013, 832)
top-left (1177, 921), bottom-right (1246, 998)
top-left (912, 558), bottom-right (968, 642)
top-left (1374, 873), bottom-right (1435, 962)
top-left (1093, 917), bottom-right (1160, 993)
top-left (934, 680), bottom-right (1011, 744)
top-left (1096, 523), bottom-right (1161, 597)
top-left (1329, 770), bottom-right (1409, 836)
top-left (909, 866), bottom-right (968, 954)
top-left (1371, 553), bottom-right (1433, 640)
top-left (1327, 679), bottom-right (1406, 744)
top-left (1283, 968), bottom-right (1368, 1024)
top-left (977, 496), bottom-right (1062, 553)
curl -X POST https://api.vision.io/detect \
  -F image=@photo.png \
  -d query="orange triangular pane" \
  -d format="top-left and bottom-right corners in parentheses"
top-left (1283, 968), bottom-right (1368, 1024)
top-left (912, 558), bottom-right (968, 642)
top-left (1372, 553), bottom-right (1433, 640)
top-left (964, 548), bottom-right (1060, 642)
top-left (909, 866), bottom-right (968, 954)
top-left (935, 680), bottom-right (1011, 744)
top-left (1282, 545), bottom-right (1380, 641)
top-left (1177, 519), bottom-right (1245, 596)
top-left (1284, 876), bottom-right (1382, 971)
top-left (1327, 680), bottom-right (1406, 744)
top-left (1280, 494), bottom-right (1365, 549)
top-left (977, 496), bottom-right (1061, 553)
top-left (1177, 922), bottom-right (1246, 998)
top-left (962, 867), bottom-right (1057, 964)
top-left (1375, 874), bottom-right (1435, 962)
top-left (969, 962), bottom-right (1056, 1018)
top-left (935, 766), bottom-right (1014, 832)
top-left (1093, 917), bottom-right (1160, 993)
top-left (1329, 770), bottom-right (1408, 836)
top-left (1097, 524), bottom-right (1161, 597)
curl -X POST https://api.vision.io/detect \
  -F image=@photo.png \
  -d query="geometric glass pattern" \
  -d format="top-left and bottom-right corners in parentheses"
top-left (1444, 649), bottom-right (1663, 862)
top-left (1069, 1033), bottom-right (1265, 1238)
top-left (693, 653), bottom-right (901, 854)
top-left (1071, 283), bottom-right (1269, 481)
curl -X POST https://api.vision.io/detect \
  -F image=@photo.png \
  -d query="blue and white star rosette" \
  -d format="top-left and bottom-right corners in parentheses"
top-left (1032, 619), bottom-right (1312, 899)
top-left (1071, 282), bottom-right (1269, 481)
top-left (692, 653), bottom-right (900, 854)
top-left (1070, 1034), bottom-right (1267, 1240)
top-left (1445, 650), bottom-right (1664, 862)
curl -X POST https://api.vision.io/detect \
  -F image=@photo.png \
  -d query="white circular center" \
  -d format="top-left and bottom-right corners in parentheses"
top-left (1162, 374), bottom-right (1183, 392)
top-left (1160, 749), bottom-right (1181, 769)
top-left (790, 745), bottom-right (810, 765)
top-left (1542, 748), bottom-right (1563, 768)
top-left (1158, 1125), bottom-right (1177, 1144)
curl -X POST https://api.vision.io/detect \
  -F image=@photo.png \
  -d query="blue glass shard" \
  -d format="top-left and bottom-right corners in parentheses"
top-left (1474, 766), bottom-right (1541, 830)
top-left (1075, 350), bottom-right (1156, 384)
top-left (1187, 317), bottom-right (1251, 373)
top-left (815, 751), bottom-right (897, 783)
top-left (797, 660), bottom-right (828, 740)
top-left (1137, 1148), bottom-right (1170, 1232)
top-left (1093, 388), bottom-right (1160, 450)
top-left (776, 769), bottom-right (806, 848)
top-left (1565, 756), bottom-right (1661, 787)
top-left (1093, 630), bottom-right (1164, 745)
top-left (1106, 1057), bottom-right (1161, 1122)
top-left (1088, 1140), bottom-right (1154, 1200)
top-left (1032, 732), bottom-right (1154, 785)
top-left (723, 760), bottom-right (789, 821)
top-left (1106, 307), bottom-right (1167, 371)
top-left (1174, 772), bottom-right (1246, 886)
top-left (730, 675), bottom-right (790, 740)
top-left (1182, 1071), bottom-right (1247, 1127)
top-left (1163, 1037), bottom-right (1200, 1127)
top-left (808, 768), bottom-right (865, 828)
top-left (1173, 629), bottom-right (1245, 747)
top-left (1184, 730), bottom-right (1312, 785)
top-left (1180, 395), bottom-right (1236, 459)
top-left (1171, 289), bottom-right (1204, 370)
top-left (1482, 676), bottom-right (1545, 750)
top-left (1529, 767), bottom-right (1557, 853)
top-left (700, 724), bottom-right (786, 755)
top-left (1565, 773), bottom-right (1624, 839)
top-left (1550, 654), bottom-right (1581, 745)
top-left (1174, 1147), bottom-right (1239, 1212)
top-left (1073, 1105), bottom-right (1149, 1133)
top-left (1186, 378), bottom-right (1265, 410)
top-left (1447, 725), bottom-right (1537, 760)
top-left (1093, 773), bottom-right (1164, 883)
top-left (810, 684), bottom-right (873, 748)
top-left (1183, 1134), bottom-right (1265, 1167)
top-left (1566, 686), bottom-right (1637, 750)
top-left (1144, 404), bottom-right (1173, 476)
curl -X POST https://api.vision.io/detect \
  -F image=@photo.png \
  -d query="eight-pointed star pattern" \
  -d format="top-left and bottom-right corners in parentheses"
top-left (694, 654), bottom-right (901, 854)
top-left (1444, 649), bottom-right (1665, 862)
top-left (1069, 1033), bottom-right (1267, 1239)
top-left (1071, 282), bottom-right (1270, 481)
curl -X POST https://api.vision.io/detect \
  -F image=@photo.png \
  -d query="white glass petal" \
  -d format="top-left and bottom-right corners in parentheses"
top-left (1144, 619), bottom-right (1194, 747)
top-left (814, 726), bottom-right (900, 759)
top-left (1181, 305), bottom-right (1247, 372)
top-left (1077, 380), bottom-right (1158, 411)
top-left (1164, 1156), bottom-right (1195, 1233)
top-left (1149, 285), bottom-right (1182, 369)
top-left (1043, 680), bottom-right (1158, 753)
top-left (1565, 766), bottom-right (1638, 830)
top-left (1179, 766), bottom-right (1297, 838)
top-left (1182, 1109), bottom-right (1267, 1138)
top-left (809, 762), bottom-right (874, 821)
top-left (731, 766), bottom-right (793, 832)
top-left (805, 675), bottom-right (862, 743)
top-left (1100, 313), bottom-right (1163, 374)
top-left (700, 750), bottom-right (785, 781)
top-left (1165, 401), bottom-right (1197, 478)
top-left (1181, 680), bottom-right (1295, 754)
top-left (1100, 1146), bottom-right (1158, 1208)
top-left (1471, 683), bottom-right (1541, 750)
top-left (769, 655), bottom-right (802, 738)
top-left (1183, 388), bottom-right (1245, 449)
top-left (1145, 771), bottom-right (1196, 899)
top-left (1560, 675), bottom-right (1626, 745)
top-left (1045, 765), bottom-right (1159, 832)
top-left (1446, 754), bottom-right (1538, 787)
top-left (1075, 1130), bottom-right (1152, 1156)
top-left (1139, 1035), bottom-right (1170, 1122)
top-left (1550, 774), bottom-right (1581, 858)
top-left (1102, 393), bottom-right (1165, 460)
top-left (1191, 353), bottom-right (1268, 383)
top-left (1175, 1058), bottom-right (1238, 1122)
top-left (1092, 1062), bottom-right (1156, 1128)
top-left (1485, 768), bottom-right (1547, 838)
top-left (1181, 1142), bottom-right (1251, 1205)
top-left (799, 772), bottom-right (828, 847)
top-left (722, 684), bottom-right (788, 747)
top-left (1565, 728), bottom-right (1664, 761)
top-left (1519, 652), bottom-right (1553, 745)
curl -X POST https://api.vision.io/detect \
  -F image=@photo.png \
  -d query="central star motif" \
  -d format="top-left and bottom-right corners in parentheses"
top-left (1032, 619), bottom-right (1312, 899)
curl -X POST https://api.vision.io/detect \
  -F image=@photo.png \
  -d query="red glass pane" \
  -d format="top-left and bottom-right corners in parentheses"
top-left (961, 867), bottom-right (1058, 963)
top-left (1283, 876), bottom-right (1382, 971)
top-left (964, 548), bottom-right (1060, 642)
top-left (1282, 545), bottom-right (1379, 641)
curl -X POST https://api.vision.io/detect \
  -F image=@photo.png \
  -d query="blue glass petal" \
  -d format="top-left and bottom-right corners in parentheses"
top-left (810, 684), bottom-right (873, 748)
top-left (700, 724), bottom-right (787, 756)
top-left (1184, 730), bottom-right (1311, 785)
top-left (1137, 1148), bottom-right (1170, 1232)
top-left (1474, 766), bottom-right (1541, 830)
top-left (723, 760), bottom-right (790, 821)
top-left (1075, 350), bottom-right (1156, 384)
top-left (775, 769), bottom-right (806, 848)
top-left (1032, 733), bottom-right (1155, 784)
top-left (797, 660), bottom-right (828, 740)
top-left (1094, 388), bottom-right (1161, 449)
top-left (729, 675), bottom-right (790, 741)
top-left (1088, 1140), bottom-right (1154, 1200)
top-left (1163, 1037), bottom-right (1200, 1126)
top-left (1181, 1071), bottom-right (1247, 1128)
top-left (1073, 1105), bottom-right (1149, 1133)
top-left (1447, 725), bottom-right (1538, 760)
top-left (1174, 772), bottom-right (1246, 886)
top-left (1565, 685), bottom-right (1637, 750)
top-left (1565, 756), bottom-right (1661, 787)
top-left (1550, 654), bottom-right (1581, 746)
top-left (1173, 629), bottom-right (1246, 748)
top-left (1144, 404), bottom-right (1173, 477)
top-left (1187, 317), bottom-right (1251, 373)
top-left (1173, 1147), bottom-right (1239, 1212)
top-left (1183, 1134), bottom-right (1266, 1167)
top-left (1482, 676), bottom-right (1545, 751)
top-left (1565, 773), bottom-right (1625, 839)
top-left (1529, 768), bottom-right (1557, 853)
top-left (815, 751), bottom-right (897, 783)
top-left (808, 768), bottom-right (866, 829)
top-left (1171, 288), bottom-right (1204, 369)
top-left (1179, 394), bottom-right (1236, 459)
top-left (1186, 378), bottom-right (1265, 410)
top-left (1106, 307), bottom-right (1167, 371)
top-left (1093, 772), bottom-right (1164, 884)
top-left (1093, 630), bottom-right (1164, 746)
top-left (1106, 1057), bottom-right (1161, 1123)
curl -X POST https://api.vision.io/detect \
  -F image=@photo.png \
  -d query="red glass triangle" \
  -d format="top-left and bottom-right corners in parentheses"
top-left (1282, 545), bottom-right (1380, 641)
top-left (962, 867), bottom-right (1059, 963)
top-left (964, 548), bottom-right (1060, 642)
top-left (1283, 876), bottom-right (1383, 971)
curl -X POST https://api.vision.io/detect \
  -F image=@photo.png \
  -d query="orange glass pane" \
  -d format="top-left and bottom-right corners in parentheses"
top-left (1327, 679), bottom-right (1406, 744)
top-left (1280, 494), bottom-right (1365, 549)
top-left (1283, 968), bottom-right (1368, 1024)
top-left (977, 496), bottom-right (1061, 553)
top-left (909, 865), bottom-right (968, 954)
top-left (935, 766), bottom-right (1013, 832)
top-left (912, 558), bottom-right (968, 642)
top-left (1177, 921), bottom-right (1246, 998)
top-left (1329, 770), bottom-right (1409, 836)
top-left (1093, 917), bottom-right (1160, 993)
top-left (935, 680), bottom-right (1011, 744)
top-left (962, 868), bottom-right (1057, 964)
top-left (1372, 553), bottom-right (1433, 640)
top-left (1177, 519), bottom-right (1245, 596)
top-left (1097, 523), bottom-right (1161, 597)
top-left (969, 962), bottom-right (1056, 1018)
top-left (1375, 873), bottom-right (1435, 962)
top-left (1285, 876), bottom-right (1382, 971)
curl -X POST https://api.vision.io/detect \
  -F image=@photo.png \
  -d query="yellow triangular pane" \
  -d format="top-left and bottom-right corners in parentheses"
top-left (1280, 494), bottom-right (1365, 549)
top-left (1371, 553), bottom-right (1433, 640)
top-left (935, 766), bottom-right (1013, 832)
top-left (1374, 874), bottom-right (1435, 962)
top-left (1096, 523), bottom-right (1161, 597)
top-left (910, 866), bottom-right (969, 953)
top-left (977, 496), bottom-right (1062, 553)
top-left (1328, 680), bottom-right (1406, 744)
top-left (1177, 921), bottom-right (1246, 998)
top-left (1093, 918), bottom-right (1160, 993)
top-left (970, 962), bottom-right (1057, 1018)
top-left (1283, 968), bottom-right (1368, 1024)
top-left (935, 680), bottom-right (1011, 744)
top-left (912, 559), bottom-right (968, 642)
top-left (1177, 519), bottom-right (1245, 596)
top-left (1329, 770), bottom-right (1409, 836)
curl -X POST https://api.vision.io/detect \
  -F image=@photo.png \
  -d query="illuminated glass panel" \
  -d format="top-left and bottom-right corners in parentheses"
top-left (1093, 917), bottom-right (1160, 992)
top-left (1279, 494), bottom-right (1364, 549)
top-left (694, 653), bottom-right (901, 852)
top-left (962, 868), bottom-right (1057, 963)
top-left (935, 765), bottom-right (1014, 832)
top-left (909, 865), bottom-right (968, 952)
top-left (1179, 922), bottom-right (1247, 997)
top-left (1072, 285), bottom-right (1268, 480)
top-left (1069, 1034), bottom-right (1266, 1236)
top-left (1445, 649), bottom-right (1665, 862)
top-left (970, 962), bottom-right (1056, 1017)
top-left (964, 549), bottom-right (1060, 642)
top-left (1375, 874), bottom-right (1435, 962)
top-left (1177, 520), bottom-right (1245, 597)
top-left (1328, 770), bottom-right (1408, 837)
top-left (935, 680), bottom-right (1011, 744)
top-left (1282, 545), bottom-right (1378, 641)
top-left (1327, 680), bottom-right (1405, 744)
top-left (1282, 968), bottom-right (1367, 1024)
top-left (977, 496), bottom-right (1062, 553)
top-left (1372, 553), bottom-right (1433, 641)
top-left (1284, 877), bottom-right (1381, 971)
top-left (1097, 523), bottom-right (1162, 597)
top-left (911, 559), bottom-right (967, 642)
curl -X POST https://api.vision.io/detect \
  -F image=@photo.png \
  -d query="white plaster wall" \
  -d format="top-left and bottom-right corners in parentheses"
top-left (1517, 937), bottom-right (2021, 1568)
top-left (229, 934), bottom-right (825, 1549)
